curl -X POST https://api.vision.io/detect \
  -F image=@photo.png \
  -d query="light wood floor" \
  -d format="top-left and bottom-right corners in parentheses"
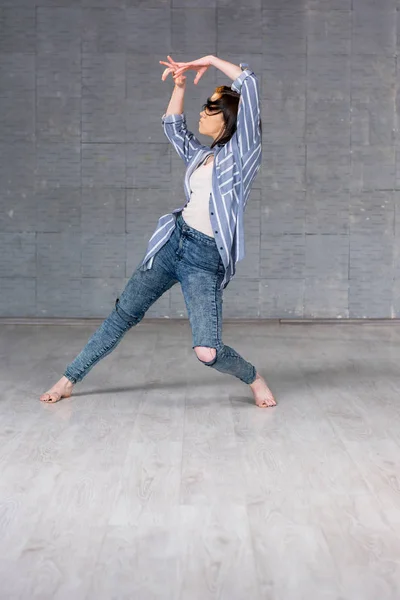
top-left (1, 320), bottom-right (400, 600)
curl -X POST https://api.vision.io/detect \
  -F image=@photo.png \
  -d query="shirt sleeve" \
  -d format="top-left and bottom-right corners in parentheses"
top-left (230, 68), bottom-right (261, 158)
top-left (161, 112), bottom-right (204, 166)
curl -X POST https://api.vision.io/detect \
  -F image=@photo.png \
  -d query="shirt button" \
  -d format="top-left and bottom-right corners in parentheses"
top-left (215, 231), bottom-right (218, 234)
top-left (220, 247), bottom-right (223, 250)
top-left (211, 212), bottom-right (214, 215)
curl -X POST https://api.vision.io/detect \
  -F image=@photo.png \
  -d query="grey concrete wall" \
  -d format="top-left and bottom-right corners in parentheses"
top-left (0, 0), bottom-right (399, 318)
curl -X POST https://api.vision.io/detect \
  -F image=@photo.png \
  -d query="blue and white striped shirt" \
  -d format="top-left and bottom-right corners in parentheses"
top-left (139, 65), bottom-right (262, 290)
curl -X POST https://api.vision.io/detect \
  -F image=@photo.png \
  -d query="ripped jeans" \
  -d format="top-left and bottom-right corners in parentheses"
top-left (64, 213), bottom-right (257, 386)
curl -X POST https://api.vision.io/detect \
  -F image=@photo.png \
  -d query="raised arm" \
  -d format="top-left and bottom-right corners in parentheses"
top-left (162, 75), bottom-right (203, 166)
top-left (210, 56), bottom-right (261, 158)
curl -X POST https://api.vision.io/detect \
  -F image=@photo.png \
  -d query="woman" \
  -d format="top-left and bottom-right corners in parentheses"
top-left (40, 55), bottom-right (276, 408)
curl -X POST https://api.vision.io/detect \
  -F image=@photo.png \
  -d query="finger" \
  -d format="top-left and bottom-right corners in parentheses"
top-left (161, 67), bottom-right (173, 81)
top-left (193, 68), bottom-right (204, 84)
top-left (174, 65), bottom-right (191, 76)
top-left (194, 66), bottom-right (207, 84)
top-left (166, 55), bottom-right (179, 67)
top-left (179, 59), bottom-right (201, 70)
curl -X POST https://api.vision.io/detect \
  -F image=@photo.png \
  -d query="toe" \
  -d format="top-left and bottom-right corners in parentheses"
top-left (256, 396), bottom-right (276, 408)
top-left (266, 391), bottom-right (276, 406)
top-left (40, 392), bottom-right (61, 403)
top-left (48, 392), bottom-right (61, 403)
top-left (256, 399), bottom-right (268, 408)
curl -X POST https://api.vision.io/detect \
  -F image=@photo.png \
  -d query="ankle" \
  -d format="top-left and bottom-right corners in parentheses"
top-left (249, 372), bottom-right (260, 387)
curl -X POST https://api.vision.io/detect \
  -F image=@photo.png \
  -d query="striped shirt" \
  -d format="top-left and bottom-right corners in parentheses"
top-left (139, 65), bottom-right (262, 290)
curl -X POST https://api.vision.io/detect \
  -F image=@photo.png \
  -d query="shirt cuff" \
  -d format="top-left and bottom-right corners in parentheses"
top-left (161, 112), bottom-right (186, 124)
top-left (231, 68), bottom-right (254, 94)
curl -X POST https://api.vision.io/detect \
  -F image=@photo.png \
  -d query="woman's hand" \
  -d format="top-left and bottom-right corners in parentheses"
top-left (160, 55), bottom-right (214, 85)
top-left (159, 55), bottom-right (187, 88)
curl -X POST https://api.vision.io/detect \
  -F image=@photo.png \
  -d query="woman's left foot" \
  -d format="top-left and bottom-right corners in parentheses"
top-left (249, 373), bottom-right (276, 408)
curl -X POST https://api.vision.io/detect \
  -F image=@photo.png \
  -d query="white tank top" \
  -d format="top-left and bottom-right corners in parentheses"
top-left (182, 155), bottom-right (214, 238)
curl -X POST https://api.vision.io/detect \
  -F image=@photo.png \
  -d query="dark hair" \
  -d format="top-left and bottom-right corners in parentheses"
top-left (202, 85), bottom-right (262, 149)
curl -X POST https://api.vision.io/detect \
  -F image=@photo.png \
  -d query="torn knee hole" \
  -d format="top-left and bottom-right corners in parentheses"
top-left (194, 346), bottom-right (217, 365)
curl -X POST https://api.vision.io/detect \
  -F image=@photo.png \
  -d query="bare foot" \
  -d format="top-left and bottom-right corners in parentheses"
top-left (249, 373), bottom-right (276, 408)
top-left (40, 376), bottom-right (74, 404)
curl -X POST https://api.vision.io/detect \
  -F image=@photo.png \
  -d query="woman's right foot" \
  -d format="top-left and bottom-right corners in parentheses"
top-left (40, 376), bottom-right (74, 404)
top-left (249, 373), bottom-right (277, 408)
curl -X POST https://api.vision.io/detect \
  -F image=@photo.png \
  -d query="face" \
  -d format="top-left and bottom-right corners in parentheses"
top-left (199, 92), bottom-right (225, 141)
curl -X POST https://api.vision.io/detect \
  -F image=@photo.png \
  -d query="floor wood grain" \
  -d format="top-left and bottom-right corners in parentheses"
top-left (1, 321), bottom-right (400, 599)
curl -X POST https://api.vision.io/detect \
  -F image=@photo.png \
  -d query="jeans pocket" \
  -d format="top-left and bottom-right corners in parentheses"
top-left (182, 236), bottom-right (215, 272)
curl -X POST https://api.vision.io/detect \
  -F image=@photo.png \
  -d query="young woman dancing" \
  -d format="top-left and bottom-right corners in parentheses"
top-left (40, 55), bottom-right (276, 408)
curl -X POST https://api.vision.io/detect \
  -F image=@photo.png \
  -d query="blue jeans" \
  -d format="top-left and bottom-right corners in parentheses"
top-left (64, 213), bottom-right (257, 385)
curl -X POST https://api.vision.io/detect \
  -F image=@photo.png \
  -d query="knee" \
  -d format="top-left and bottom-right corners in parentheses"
top-left (194, 346), bottom-right (217, 365)
top-left (114, 297), bottom-right (142, 326)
